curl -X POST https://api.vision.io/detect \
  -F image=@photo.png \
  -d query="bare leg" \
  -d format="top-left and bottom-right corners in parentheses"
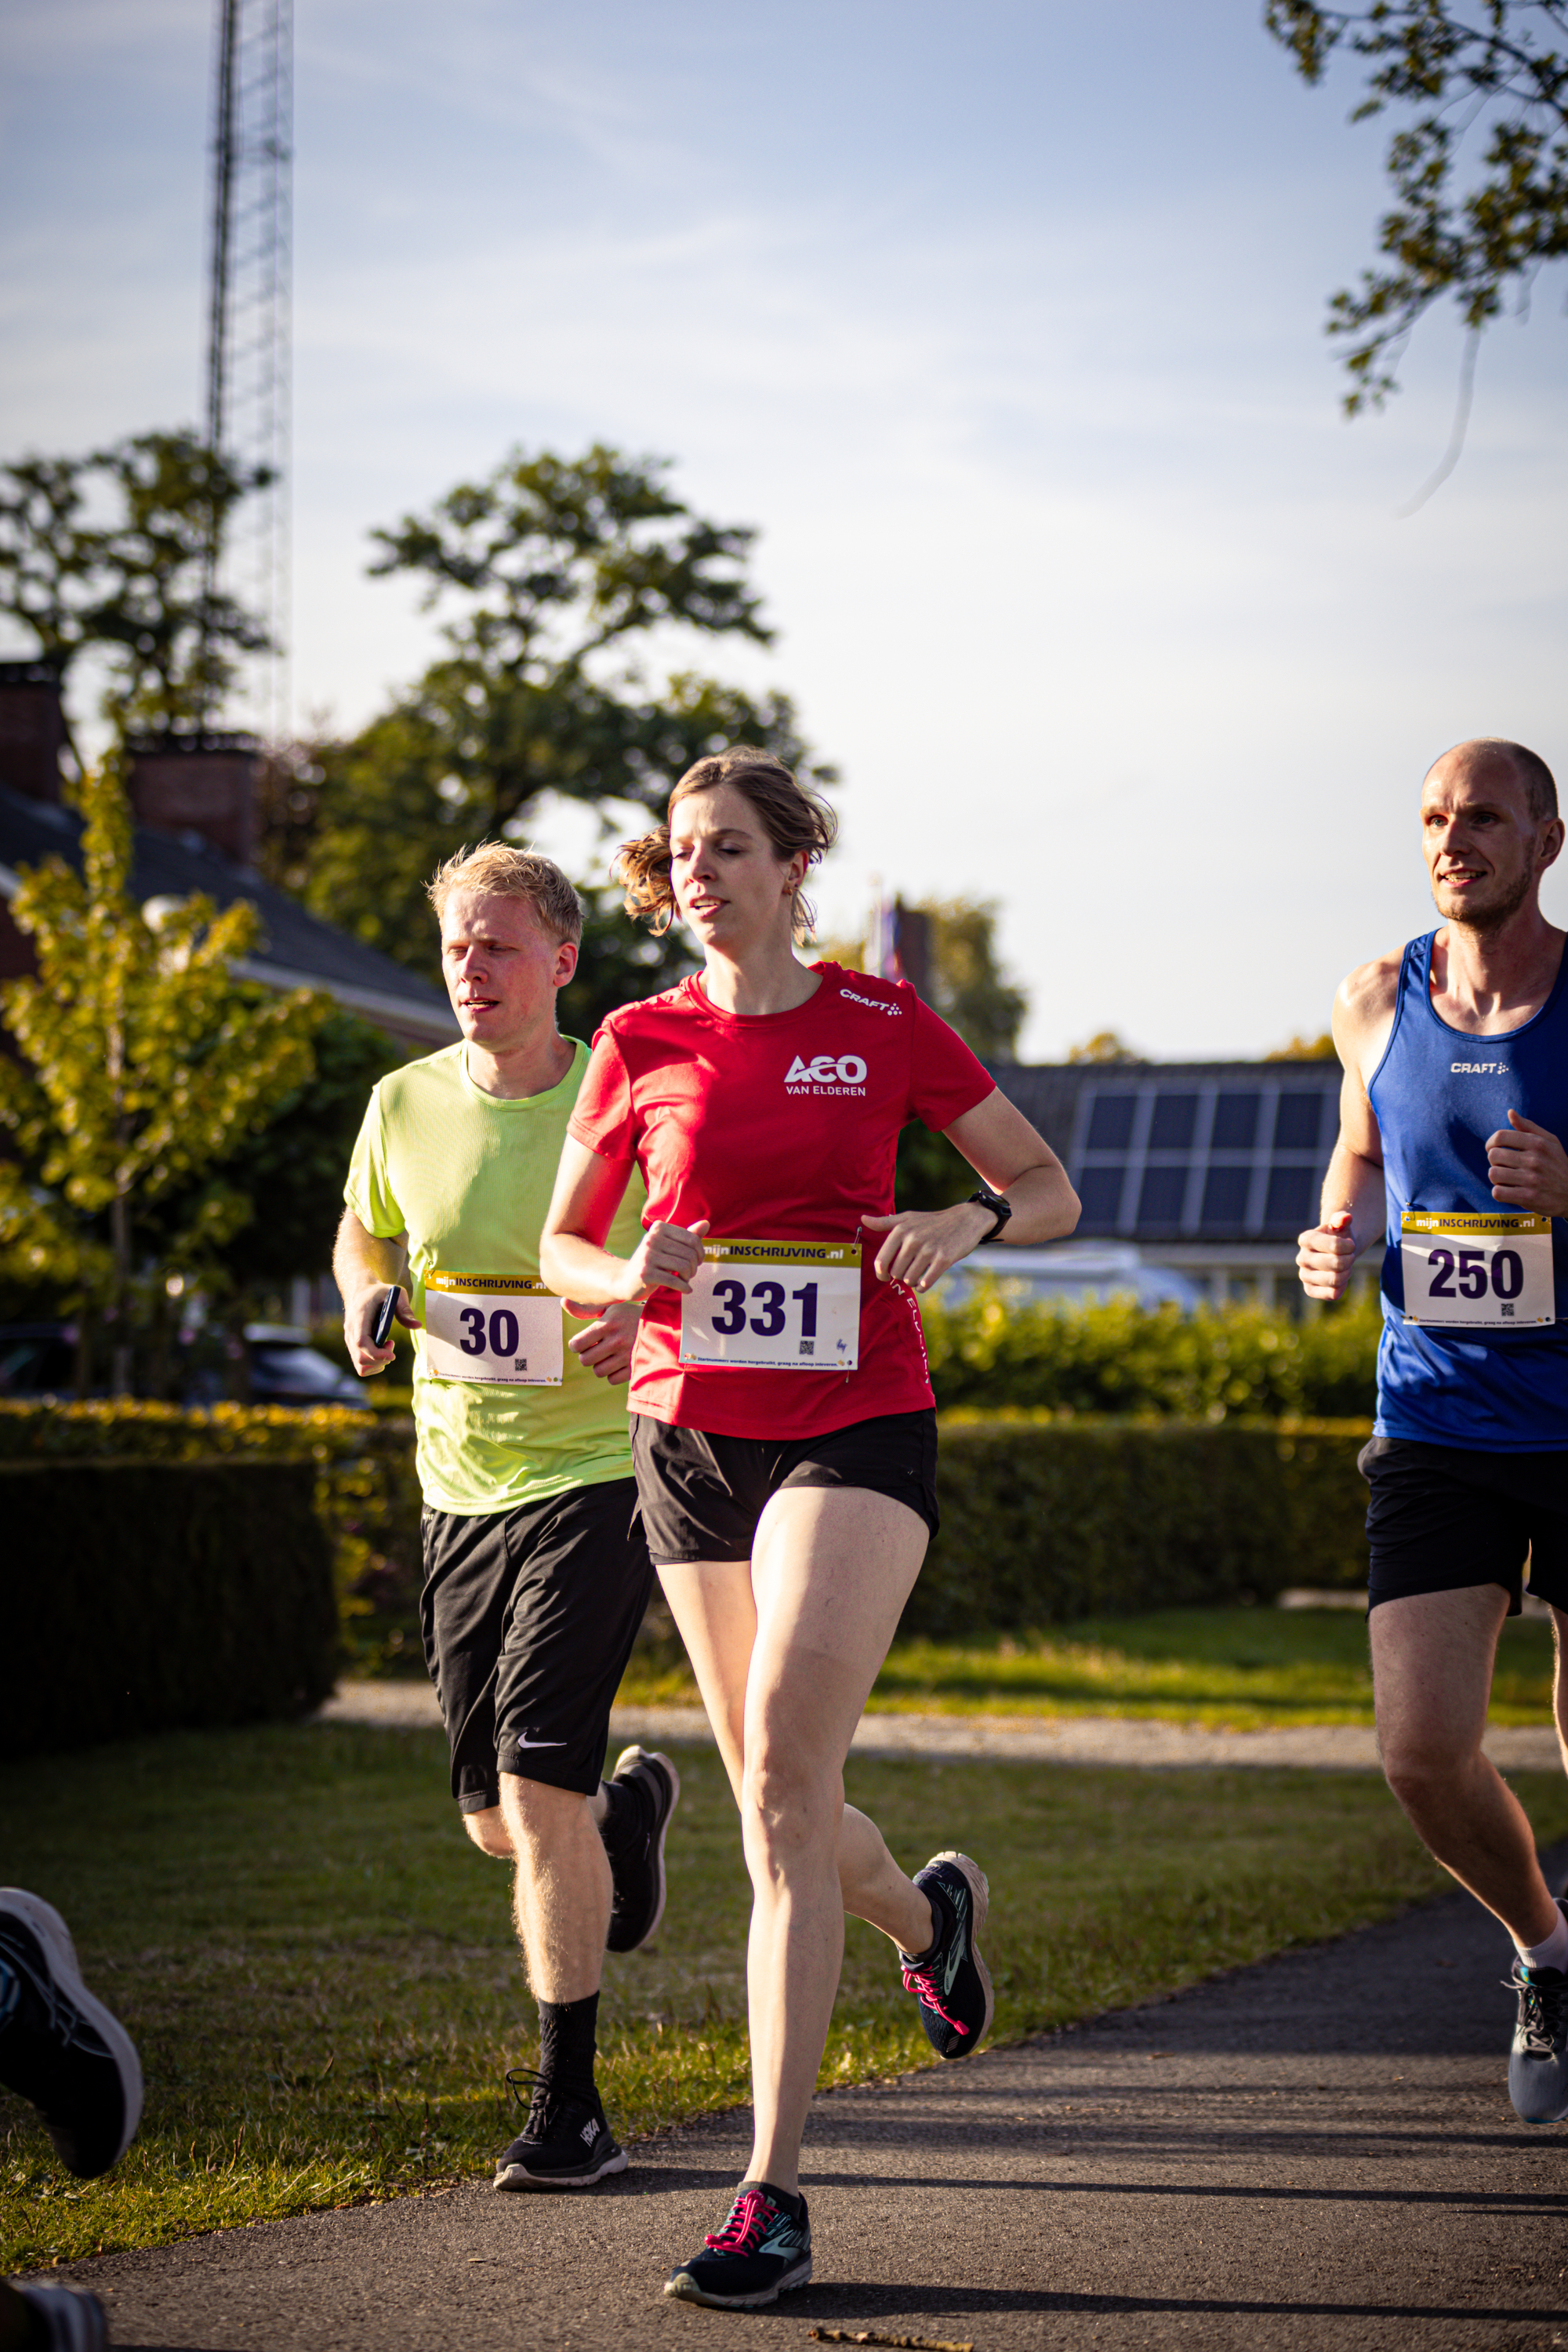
top-left (658, 1486), bottom-right (931, 2196)
top-left (1372, 1584), bottom-right (1560, 1947)
top-left (474, 1776), bottom-right (612, 2002)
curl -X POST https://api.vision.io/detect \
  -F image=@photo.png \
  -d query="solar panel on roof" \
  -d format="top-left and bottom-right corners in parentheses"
top-left (1086, 1094), bottom-right (1136, 1150)
top-left (1149, 1092), bottom-right (1198, 1150)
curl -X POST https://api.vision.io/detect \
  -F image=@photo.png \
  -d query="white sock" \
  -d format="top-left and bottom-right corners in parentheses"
top-left (1517, 1904), bottom-right (1568, 1974)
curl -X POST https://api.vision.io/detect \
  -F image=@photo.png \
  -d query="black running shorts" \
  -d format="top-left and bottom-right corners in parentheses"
top-left (630, 1407), bottom-right (939, 1563)
top-left (1359, 1435), bottom-right (1568, 1615)
top-left (419, 1476), bottom-right (652, 1812)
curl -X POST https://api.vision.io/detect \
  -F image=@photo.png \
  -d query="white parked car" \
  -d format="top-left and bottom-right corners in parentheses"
top-left (933, 1242), bottom-right (1200, 1312)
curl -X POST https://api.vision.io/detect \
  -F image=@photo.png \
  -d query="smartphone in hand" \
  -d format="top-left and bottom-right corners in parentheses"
top-left (372, 1285), bottom-right (401, 1350)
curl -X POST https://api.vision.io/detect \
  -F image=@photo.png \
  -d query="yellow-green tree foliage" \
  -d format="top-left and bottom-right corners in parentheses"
top-left (0, 754), bottom-right (325, 1362)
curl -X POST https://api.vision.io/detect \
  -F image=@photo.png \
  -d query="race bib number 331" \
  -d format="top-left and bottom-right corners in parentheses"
top-left (679, 1240), bottom-right (861, 1370)
top-left (423, 1271), bottom-right (564, 1385)
top-left (1399, 1212), bottom-right (1555, 1331)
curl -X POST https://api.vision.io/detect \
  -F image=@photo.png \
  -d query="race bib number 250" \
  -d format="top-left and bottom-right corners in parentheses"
top-left (679, 1240), bottom-right (861, 1370)
top-left (1399, 1212), bottom-right (1555, 1331)
top-left (423, 1272), bottom-right (564, 1385)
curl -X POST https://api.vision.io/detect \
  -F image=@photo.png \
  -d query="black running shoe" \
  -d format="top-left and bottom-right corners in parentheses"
top-left (0, 1889), bottom-right (143, 2178)
top-left (14, 2286), bottom-right (107, 2352)
top-left (1508, 1913), bottom-right (1568, 2125)
top-left (600, 1745), bottom-right (681, 1954)
top-left (899, 1850), bottom-right (994, 2060)
top-left (664, 2181), bottom-right (812, 2309)
top-left (492, 2067), bottom-right (627, 2190)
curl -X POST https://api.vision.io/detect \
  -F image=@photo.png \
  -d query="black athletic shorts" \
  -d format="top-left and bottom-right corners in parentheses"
top-left (630, 1407), bottom-right (939, 1563)
top-left (419, 1476), bottom-right (652, 1812)
top-left (1359, 1435), bottom-right (1568, 1615)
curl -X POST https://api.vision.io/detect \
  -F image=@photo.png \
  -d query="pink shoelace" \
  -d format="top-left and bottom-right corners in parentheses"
top-left (901, 1959), bottom-right (969, 2036)
top-left (705, 2187), bottom-right (775, 2255)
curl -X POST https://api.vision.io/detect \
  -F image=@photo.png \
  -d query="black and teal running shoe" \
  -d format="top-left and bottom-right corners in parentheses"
top-left (664, 2180), bottom-right (812, 2309)
top-left (899, 1851), bottom-right (994, 2060)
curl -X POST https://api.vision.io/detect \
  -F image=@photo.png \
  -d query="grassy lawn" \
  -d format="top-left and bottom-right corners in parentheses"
top-left (616, 1604), bottom-right (1560, 1730)
top-left (8, 1719), bottom-right (1568, 2269)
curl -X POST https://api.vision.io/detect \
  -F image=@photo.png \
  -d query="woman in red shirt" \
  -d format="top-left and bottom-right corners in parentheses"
top-left (541, 747), bottom-right (1078, 2308)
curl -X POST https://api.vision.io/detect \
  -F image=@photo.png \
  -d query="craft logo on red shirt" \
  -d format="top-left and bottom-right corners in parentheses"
top-left (785, 1051), bottom-right (868, 1096)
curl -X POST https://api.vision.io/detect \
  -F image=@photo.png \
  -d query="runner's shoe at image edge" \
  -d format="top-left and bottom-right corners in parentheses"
top-left (664, 2181), bottom-right (812, 2309)
top-left (0, 1889), bottom-right (143, 2178)
top-left (13, 2285), bottom-right (108, 2352)
top-left (900, 1851), bottom-right (994, 2060)
top-left (600, 1745), bottom-right (681, 1954)
top-left (1508, 1898), bottom-right (1568, 2125)
top-left (492, 2067), bottom-right (627, 2190)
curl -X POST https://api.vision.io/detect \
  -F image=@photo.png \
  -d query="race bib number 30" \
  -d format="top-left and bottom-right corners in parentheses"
top-left (423, 1272), bottom-right (564, 1385)
top-left (679, 1240), bottom-right (861, 1370)
top-left (1399, 1212), bottom-right (1555, 1331)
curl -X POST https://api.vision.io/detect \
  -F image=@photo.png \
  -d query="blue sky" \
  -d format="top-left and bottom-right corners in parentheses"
top-left (4, 0), bottom-right (1566, 1058)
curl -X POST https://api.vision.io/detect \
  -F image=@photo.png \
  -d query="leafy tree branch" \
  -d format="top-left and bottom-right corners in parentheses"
top-left (1265, 1), bottom-right (1568, 409)
top-left (0, 428), bottom-right (270, 731)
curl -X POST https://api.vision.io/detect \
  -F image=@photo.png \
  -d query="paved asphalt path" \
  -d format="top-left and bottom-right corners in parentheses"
top-left (52, 1842), bottom-right (1568, 2352)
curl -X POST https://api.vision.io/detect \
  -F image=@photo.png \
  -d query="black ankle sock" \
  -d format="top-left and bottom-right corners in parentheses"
top-left (537, 1991), bottom-right (599, 2107)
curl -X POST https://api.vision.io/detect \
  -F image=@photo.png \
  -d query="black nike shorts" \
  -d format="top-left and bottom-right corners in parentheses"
top-left (419, 1476), bottom-right (652, 1812)
top-left (1358, 1435), bottom-right (1568, 1614)
top-left (630, 1407), bottom-right (939, 1563)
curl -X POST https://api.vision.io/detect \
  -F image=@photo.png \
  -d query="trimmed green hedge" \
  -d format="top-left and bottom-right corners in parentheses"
top-left (0, 1402), bottom-right (423, 1673)
top-left (0, 1402), bottom-right (1374, 1664)
top-left (908, 1417), bottom-right (1373, 1639)
top-left (921, 1289), bottom-right (1381, 1419)
top-left (1, 1457), bottom-right (336, 1757)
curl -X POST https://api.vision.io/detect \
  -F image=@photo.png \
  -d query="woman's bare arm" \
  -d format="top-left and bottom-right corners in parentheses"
top-left (539, 1135), bottom-right (710, 1305)
top-left (860, 1087), bottom-right (1080, 1292)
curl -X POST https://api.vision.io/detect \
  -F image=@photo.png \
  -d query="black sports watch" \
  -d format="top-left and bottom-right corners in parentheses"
top-left (966, 1180), bottom-right (1012, 1244)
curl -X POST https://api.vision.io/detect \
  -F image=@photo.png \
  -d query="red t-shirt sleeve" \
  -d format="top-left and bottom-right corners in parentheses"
top-left (908, 997), bottom-right (996, 1131)
top-left (567, 1027), bottom-right (639, 1159)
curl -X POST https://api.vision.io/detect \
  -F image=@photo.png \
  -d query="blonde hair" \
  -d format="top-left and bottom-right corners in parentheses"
top-left (426, 841), bottom-right (583, 945)
top-left (615, 748), bottom-right (837, 941)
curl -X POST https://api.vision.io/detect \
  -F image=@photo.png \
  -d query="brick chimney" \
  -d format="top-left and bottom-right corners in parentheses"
top-left (125, 732), bottom-right (260, 867)
top-left (0, 660), bottom-right (68, 804)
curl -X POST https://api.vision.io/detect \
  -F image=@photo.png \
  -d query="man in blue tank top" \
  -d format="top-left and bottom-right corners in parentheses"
top-left (1298, 737), bottom-right (1568, 2124)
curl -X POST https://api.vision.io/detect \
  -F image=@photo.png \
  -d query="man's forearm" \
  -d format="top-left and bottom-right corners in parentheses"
top-left (1319, 1143), bottom-right (1386, 1257)
top-left (333, 1210), bottom-right (405, 1303)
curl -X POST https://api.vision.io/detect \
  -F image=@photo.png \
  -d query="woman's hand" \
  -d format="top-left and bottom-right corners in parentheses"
top-left (860, 1202), bottom-right (995, 1291)
top-left (623, 1218), bottom-right (711, 1301)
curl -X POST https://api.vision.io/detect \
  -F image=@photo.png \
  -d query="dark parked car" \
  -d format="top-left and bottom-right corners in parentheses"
top-left (0, 1319), bottom-right (368, 1407)
top-left (185, 1324), bottom-right (371, 1409)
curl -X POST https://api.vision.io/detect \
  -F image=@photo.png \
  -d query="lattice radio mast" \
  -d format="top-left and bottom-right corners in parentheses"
top-left (202, 0), bottom-right (292, 740)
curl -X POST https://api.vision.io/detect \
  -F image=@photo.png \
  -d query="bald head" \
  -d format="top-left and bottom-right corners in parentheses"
top-left (1429, 739), bottom-right (1558, 824)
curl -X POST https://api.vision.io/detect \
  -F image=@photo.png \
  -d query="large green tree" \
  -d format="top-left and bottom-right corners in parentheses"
top-left (260, 445), bottom-right (834, 1026)
top-left (0, 429), bottom-right (270, 731)
top-left (1266, 2), bottom-right (1568, 412)
top-left (0, 754), bottom-right (325, 1392)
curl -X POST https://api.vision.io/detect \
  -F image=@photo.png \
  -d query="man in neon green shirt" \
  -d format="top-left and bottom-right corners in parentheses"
top-left (335, 844), bottom-right (679, 2192)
